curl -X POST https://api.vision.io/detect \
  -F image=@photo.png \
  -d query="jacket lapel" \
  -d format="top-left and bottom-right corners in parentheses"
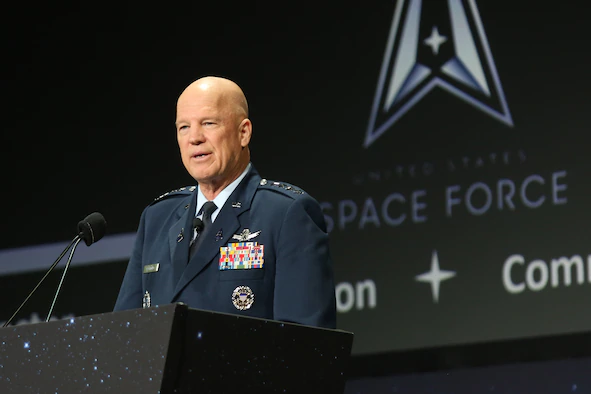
top-left (171, 167), bottom-right (261, 300)
top-left (169, 192), bottom-right (198, 287)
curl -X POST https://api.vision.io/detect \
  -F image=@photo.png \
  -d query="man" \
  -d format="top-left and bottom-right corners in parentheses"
top-left (114, 76), bottom-right (336, 328)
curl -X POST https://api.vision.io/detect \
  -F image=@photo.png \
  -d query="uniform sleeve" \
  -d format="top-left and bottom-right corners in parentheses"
top-left (273, 195), bottom-right (337, 328)
top-left (113, 208), bottom-right (147, 311)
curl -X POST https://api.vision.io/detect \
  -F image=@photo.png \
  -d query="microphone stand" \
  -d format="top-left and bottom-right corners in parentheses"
top-left (45, 237), bottom-right (83, 322)
top-left (2, 234), bottom-right (81, 327)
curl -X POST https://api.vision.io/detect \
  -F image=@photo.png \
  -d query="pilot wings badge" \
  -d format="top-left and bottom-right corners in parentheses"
top-left (232, 229), bottom-right (261, 242)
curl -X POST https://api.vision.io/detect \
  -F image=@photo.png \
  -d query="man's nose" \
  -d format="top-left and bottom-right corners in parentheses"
top-left (188, 126), bottom-right (205, 144)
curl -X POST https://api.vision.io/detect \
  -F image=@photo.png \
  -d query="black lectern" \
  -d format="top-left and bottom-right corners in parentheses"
top-left (0, 303), bottom-right (353, 393)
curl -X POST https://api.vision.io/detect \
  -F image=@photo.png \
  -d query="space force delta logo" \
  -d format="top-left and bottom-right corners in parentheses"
top-left (365, 0), bottom-right (513, 147)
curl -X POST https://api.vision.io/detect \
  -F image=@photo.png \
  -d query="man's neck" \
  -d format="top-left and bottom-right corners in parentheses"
top-left (199, 162), bottom-right (250, 201)
top-left (200, 181), bottom-right (231, 201)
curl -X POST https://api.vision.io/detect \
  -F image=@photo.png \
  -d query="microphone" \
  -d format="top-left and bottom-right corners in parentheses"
top-left (78, 212), bottom-right (107, 246)
top-left (193, 217), bottom-right (204, 233)
top-left (189, 218), bottom-right (204, 248)
top-left (2, 212), bottom-right (107, 327)
top-left (45, 212), bottom-right (107, 321)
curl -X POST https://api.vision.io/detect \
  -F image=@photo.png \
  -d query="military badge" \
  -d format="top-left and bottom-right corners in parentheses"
top-left (215, 229), bottom-right (223, 241)
top-left (142, 291), bottom-right (151, 308)
top-left (232, 285), bottom-right (254, 310)
top-left (151, 185), bottom-right (196, 205)
top-left (232, 228), bottom-right (261, 242)
top-left (259, 178), bottom-right (304, 194)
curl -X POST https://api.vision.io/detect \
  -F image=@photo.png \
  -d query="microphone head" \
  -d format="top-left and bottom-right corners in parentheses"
top-left (77, 212), bottom-right (107, 246)
top-left (192, 217), bottom-right (204, 232)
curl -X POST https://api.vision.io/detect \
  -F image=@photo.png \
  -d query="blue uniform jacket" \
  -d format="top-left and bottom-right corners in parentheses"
top-left (114, 166), bottom-right (336, 328)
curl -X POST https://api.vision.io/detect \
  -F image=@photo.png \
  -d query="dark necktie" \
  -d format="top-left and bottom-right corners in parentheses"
top-left (189, 201), bottom-right (217, 259)
top-left (201, 201), bottom-right (217, 228)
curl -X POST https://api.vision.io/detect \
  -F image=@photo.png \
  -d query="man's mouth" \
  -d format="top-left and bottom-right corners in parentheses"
top-left (193, 153), bottom-right (210, 158)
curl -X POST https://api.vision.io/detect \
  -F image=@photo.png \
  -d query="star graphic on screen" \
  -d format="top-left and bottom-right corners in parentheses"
top-left (415, 250), bottom-right (456, 303)
top-left (424, 26), bottom-right (447, 55)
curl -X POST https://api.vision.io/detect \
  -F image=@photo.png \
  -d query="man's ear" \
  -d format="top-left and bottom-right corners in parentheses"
top-left (239, 118), bottom-right (252, 147)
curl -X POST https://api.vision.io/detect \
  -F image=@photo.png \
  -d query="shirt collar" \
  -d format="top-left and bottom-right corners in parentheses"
top-left (195, 162), bottom-right (251, 223)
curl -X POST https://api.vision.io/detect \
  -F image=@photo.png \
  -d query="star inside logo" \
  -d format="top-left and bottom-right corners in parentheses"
top-left (365, 0), bottom-right (513, 148)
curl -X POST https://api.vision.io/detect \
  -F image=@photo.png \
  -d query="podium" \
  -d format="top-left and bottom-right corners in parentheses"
top-left (0, 303), bottom-right (353, 393)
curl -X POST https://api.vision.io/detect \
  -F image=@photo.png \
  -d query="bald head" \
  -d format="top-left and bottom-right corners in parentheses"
top-left (175, 76), bottom-right (253, 200)
top-left (178, 76), bottom-right (249, 119)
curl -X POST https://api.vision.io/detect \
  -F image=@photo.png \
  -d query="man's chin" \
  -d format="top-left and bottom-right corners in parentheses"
top-left (191, 172), bottom-right (217, 185)
top-left (187, 164), bottom-right (217, 183)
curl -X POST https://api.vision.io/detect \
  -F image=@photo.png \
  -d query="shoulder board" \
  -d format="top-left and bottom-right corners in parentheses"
top-left (258, 178), bottom-right (305, 196)
top-left (150, 185), bottom-right (196, 205)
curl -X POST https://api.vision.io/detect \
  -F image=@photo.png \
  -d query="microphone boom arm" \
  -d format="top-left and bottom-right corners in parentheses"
top-left (45, 236), bottom-right (83, 322)
top-left (2, 234), bottom-right (81, 327)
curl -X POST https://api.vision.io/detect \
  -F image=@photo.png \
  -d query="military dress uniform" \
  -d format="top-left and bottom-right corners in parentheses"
top-left (113, 165), bottom-right (336, 329)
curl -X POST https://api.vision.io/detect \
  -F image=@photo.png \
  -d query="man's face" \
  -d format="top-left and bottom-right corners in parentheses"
top-left (176, 88), bottom-right (250, 187)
